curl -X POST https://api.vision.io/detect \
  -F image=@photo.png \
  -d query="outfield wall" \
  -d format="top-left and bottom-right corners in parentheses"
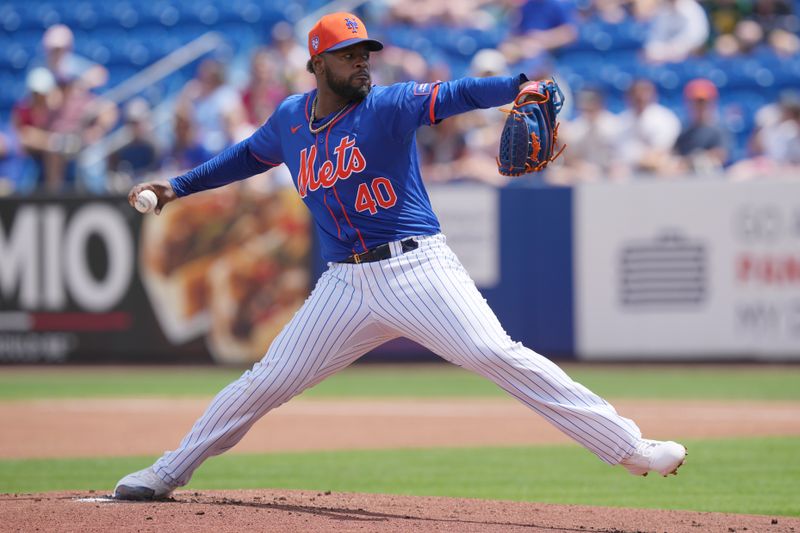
top-left (2, 177), bottom-right (799, 363)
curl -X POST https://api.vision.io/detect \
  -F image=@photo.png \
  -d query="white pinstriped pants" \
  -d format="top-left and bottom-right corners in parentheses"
top-left (154, 234), bottom-right (641, 487)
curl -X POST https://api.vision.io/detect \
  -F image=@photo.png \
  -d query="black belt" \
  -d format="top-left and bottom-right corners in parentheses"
top-left (340, 238), bottom-right (419, 264)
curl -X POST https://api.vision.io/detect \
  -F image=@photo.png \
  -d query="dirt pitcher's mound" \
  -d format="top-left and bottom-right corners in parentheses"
top-left (0, 490), bottom-right (796, 533)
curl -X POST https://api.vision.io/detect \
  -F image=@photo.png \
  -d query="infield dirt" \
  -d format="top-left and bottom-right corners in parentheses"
top-left (2, 397), bottom-right (799, 458)
top-left (1, 489), bottom-right (797, 533)
top-left (3, 396), bottom-right (799, 531)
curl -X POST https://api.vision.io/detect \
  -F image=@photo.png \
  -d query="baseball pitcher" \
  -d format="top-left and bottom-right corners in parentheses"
top-left (115, 12), bottom-right (686, 500)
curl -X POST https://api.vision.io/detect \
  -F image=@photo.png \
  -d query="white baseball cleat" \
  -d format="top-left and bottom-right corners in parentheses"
top-left (113, 467), bottom-right (176, 500)
top-left (621, 439), bottom-right (687, 477)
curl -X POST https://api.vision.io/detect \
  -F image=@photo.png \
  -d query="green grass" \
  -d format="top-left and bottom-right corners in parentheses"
top-left (0, 367), bottom-right (243, 400)
top-left (0, 437), bottom-right (797, 517)
top-left (1, 364), bottom-right (799, 401)
top-left (304, 364), bottom-right (800, 401)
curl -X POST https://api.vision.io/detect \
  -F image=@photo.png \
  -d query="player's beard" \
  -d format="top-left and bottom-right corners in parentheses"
top-left (325, 69), bottom-right (371, 102)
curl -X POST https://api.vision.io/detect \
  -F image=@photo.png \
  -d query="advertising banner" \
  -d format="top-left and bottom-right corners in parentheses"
top-left (0, 187), bottom-right (311, 364)
top-left (428, 183), bottom-right (499, 288)
top-left (575, 177), bottom-right (800, 360)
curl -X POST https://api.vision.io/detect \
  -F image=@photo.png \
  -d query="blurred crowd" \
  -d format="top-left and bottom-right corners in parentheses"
top-left (1, 0), bottom-right (799, 195)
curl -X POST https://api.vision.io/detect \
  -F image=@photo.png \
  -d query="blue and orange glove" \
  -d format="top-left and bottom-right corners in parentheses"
top-left (497, 79), bottom-right (565, 176)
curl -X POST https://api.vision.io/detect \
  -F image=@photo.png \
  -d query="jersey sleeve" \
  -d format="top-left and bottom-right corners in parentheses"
top-left (169, 139), bottom-right (277, 197)
top-left (376, 81), bottom-right (440, 140)
top-left (382, 75), bottom-right (525, 139)
top-left (431, 75), bottom-right (526, 121)
top-left (247, 112), bottom-right (285, 166)
top-left (169, 108), bottom-right (287, 197)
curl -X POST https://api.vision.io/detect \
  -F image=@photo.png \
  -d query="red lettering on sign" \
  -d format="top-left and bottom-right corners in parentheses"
top-left (737, 254), bottom-right (800, 284)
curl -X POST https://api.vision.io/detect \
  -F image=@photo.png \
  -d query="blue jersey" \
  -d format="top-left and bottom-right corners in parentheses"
top-left (171, 75), bottom-right (524, 262)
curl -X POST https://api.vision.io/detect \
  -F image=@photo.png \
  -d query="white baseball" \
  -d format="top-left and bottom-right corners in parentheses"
top-left (135, 190), bottom-right (158, 214)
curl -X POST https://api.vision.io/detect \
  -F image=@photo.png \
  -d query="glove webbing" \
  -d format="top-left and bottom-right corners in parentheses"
top-left (496, 109), bottom-right (566, 176)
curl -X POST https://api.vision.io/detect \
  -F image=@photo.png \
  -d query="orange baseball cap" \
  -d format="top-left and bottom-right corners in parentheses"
top-left (684, 78), bottom-right (719, 101)
top-left (307, 12), bottom-right (383, 57)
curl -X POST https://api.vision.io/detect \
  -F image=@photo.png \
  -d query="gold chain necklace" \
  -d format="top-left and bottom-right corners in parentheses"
top-left (309, 95), bottom-right (349, 134)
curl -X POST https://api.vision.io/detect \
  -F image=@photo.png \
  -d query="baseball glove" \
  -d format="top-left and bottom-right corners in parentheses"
top-left (497, 79), bottom-right (566, 176)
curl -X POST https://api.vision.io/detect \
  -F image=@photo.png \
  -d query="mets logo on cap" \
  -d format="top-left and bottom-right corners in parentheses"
top-left (307, 11), bottom-right (384, 57)
top-left (344, 17), bottom-right (358, 33)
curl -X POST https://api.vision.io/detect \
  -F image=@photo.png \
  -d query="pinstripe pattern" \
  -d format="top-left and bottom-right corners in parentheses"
top-left (149, 233), bottom-right (640, 489)
top-left (153, 265), bottom-right (396, 486)
top-left (360, 235), bottom-right (640, 464)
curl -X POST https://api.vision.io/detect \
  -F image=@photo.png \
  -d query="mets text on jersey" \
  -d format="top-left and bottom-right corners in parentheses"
top-left (297, 135), bottom-right (366, 197)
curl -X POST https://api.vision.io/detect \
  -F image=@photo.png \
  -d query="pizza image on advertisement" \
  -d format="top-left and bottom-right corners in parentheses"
top-left (206, 228), bottom-right (310, 364)
top-left (139, 185), bottom-right (310, 348)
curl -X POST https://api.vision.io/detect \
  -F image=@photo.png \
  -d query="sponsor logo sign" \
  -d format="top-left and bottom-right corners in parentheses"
top-left (575, 178), bottom-right (800, 360)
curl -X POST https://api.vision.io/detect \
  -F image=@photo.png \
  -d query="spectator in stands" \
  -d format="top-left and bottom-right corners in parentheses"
top-left (387, 0), bottom-right (497, 28)
top-left (728, 90), bottom-right (800, 179)
top-left (751, 90), bottom-right (800, 157)
top-left (712, 0), bottom-right (800, 57)
top-left (108, 98), bottom-right (159, 187)
top-left (617, 79), bottom-right (682, 177)
top-left (45, 71), bottom-right (118, 192)
top-left (415, 62), bottom-right (470, 183)
top-left (704, 0), bottom-right (748, 55)
top-left (761, 95), bottom-right (800, 164)
top-left (729, 19), bottom-right (767, 55)
top-left (227, 47), bottom-right (293, 191)
top-left (672, 78), bottom-right (732, 175)
top-left (642, 0), bottom-right (710, 63)
top-left (223, 103), bottom-right (256, 146)
top-left (547, 87), bottom-right (624, 184)
top-left (166, 111), bottom-right (212, 172)
top-left (241, 47), bottom-right (289, 126)
top-left (589, 0), bottom-right (657, 23)
top-left (270, 21), bottom-right (313, 93)
top-left (447, 49), bottom-right (514, 186)
top-left (753, 0), bottom-right (800, 56)
top-left (417, 114), bottom-right (469, 183)
top-left (176, 59), bottom-right (245, 157)
top-left (35, 24), bottom-right (108, 90)
top-left (370, 45), bottom-right (428, 86)
top-left (500, 0), bottom-right (578, 70)
top-left (11, 68), bottom-right (59, 189)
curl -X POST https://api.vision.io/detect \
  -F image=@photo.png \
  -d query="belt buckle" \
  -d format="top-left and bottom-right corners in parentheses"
top-left (353, 253), bottom-right (361, 264)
